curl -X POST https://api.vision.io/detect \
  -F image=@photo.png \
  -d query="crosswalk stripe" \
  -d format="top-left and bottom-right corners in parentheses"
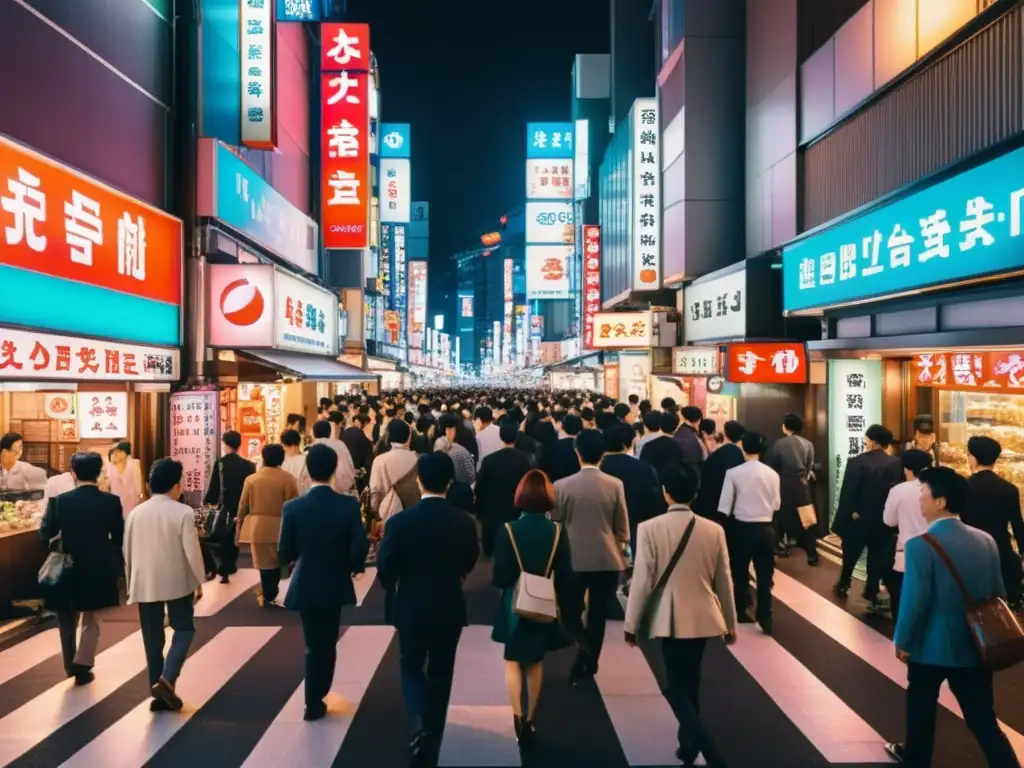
top-left (437, 625), bottom-right (521, 767)
top-left (0, 629), bottom-right (60, 687)
top-left (728, 623), bottom-right (892, 763)
top-left (241, 625), bottom-right (395, 766)
top-left (596, 622), bottom-right (699, 766)
top-left (192, 570), bottom-right (262, 617)
top-left (59, 626), bottom-right (278, 768)
top-left (772, 570), bottom-right (1024, 760)
top-left (0, 631), bottom-right (156, 766)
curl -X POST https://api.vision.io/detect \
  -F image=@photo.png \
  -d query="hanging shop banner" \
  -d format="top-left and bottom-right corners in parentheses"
top-left (276, 0), bottom-right (324, 21)
top-left (380, 123), bottom-right (411, 159)
top-left (321, 70), bottom-right (370, 248)
top-left (592, 312), bottom-right (653, 349)
top-left (526, 202), bottom-right (574, 244)
top-left (784, 144), bottom-right (1024, 313)
top-left (683, 266), bottom-right (746, 342)
top-left (574, 118), bottom-right (590, 200)
top-left (526, 245), bottom-right (571, 299)
top-left (673, 347), bottom-right (720, 375)
top-left (726, 342), bottom-right (808, 384)
top-left (78, 391), bottom-right (128, 440)
top-left (828, 359), bottom-right (883, 523)
top-left (632, 98), bottom-right (661, 290)
top-left (0, 135), bottom-right (183, 347)
top-left (526, 123), bottom-right (573, 159)
top-left (913, 351), bottom-right (1024, 391)
top-left (380, 158), bottom-right (411, 223)
top-left (619, 350), bottom-right (651, 402)
top-left (395, 225), bottom-right (407, 356)
top-left (582, 225), bottom-right (602, 350)
top-left (379, 224), bottom-right (392, 305)
top-left (320, 23), bottom-right (370, 72)
top-left (239, 0), bottom-right (276, 149)
top-left (170, 390), bottom-right (218, 507)
top-left (526, 160), bottom-right (573, 200)
top-left (197, 140), bottom-right (317, 274)
top-left (0, 326), bottom-right (179, 381)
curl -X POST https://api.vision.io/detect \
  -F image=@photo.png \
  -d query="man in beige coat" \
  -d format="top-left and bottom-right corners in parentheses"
top-left (624, 462), bottom-right (737, 766)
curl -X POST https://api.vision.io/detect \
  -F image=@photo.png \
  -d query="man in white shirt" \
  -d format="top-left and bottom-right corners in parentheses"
top-left (473, 405), bottom-right (503, 468)
top-left (300, 420), bottom-right (357, 495)
top-left (718, 431), bottom-right (780, 634)
top-left (881, 448), bottom-right (933, 623)
top-left (123, 459), bottom-right (206, 713)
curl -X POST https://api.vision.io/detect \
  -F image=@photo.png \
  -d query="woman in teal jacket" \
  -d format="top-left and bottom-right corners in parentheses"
top-left (491, 469), bottom-right (574, 746)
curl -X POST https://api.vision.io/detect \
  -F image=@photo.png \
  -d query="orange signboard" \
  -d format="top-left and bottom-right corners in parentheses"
top-left (726, 342), bottom-right (808, 384)
top-left (914, 352), bottom-right (1024, 391)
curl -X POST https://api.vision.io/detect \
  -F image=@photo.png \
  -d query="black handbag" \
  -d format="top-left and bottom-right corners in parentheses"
top-left (205, 460), bottom-right (233, 542)
top-left (636, 517), bottom-right (696, 639)
top-left (38, 498), bottom-right (73, 588)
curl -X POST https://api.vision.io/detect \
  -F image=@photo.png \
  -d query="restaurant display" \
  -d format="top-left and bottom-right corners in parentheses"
top-left (0, 499), bottom-right (45, 536)
top-left (939, 391), bottom-right (1024, 501)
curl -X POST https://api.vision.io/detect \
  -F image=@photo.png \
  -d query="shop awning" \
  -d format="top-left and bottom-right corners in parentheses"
top-left (239, 350), bottom-right (379, 382)
top-left (543, 351), bottom-right (604, 373)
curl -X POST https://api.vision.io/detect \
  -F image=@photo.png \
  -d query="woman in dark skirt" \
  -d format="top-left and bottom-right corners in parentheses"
top-left (491, 469), bottom-right (573, 746)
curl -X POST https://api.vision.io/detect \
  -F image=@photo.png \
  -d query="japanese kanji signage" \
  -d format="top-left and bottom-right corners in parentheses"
top-left (170, 390), bottom-right (218, 508)
top-left (526, 160), bottom-right (573, 200)
top-left (683, 267), bottom-right (746, 342)
top-left (394, 225), bottom-right (407, 358)
top-left (526, 245), bottom-right (571, 299)
top-left (0, 135), bottom-right (183, 347)
top-left (582, 225), bottom-right (602, 350)
top-left (526, 202), bottom-right (574, 244)
top-left (275, 269), bottom-right (338, 354)
top-left (672, 347), bottom-right (720, 376)
top-left (78, 391), bottom-right (128, 439)
top-left (726, 343), bottom-right (808, 384)
top-left (828, 359), bottom-right (882, 523)
top-left (913, 351), bottom-right (1024, 391)
top-left (632, 98), bottom-right (661, 290)
top-left (380, 158), bottom-right (411, 223)
top-left (240, 0), bottom-right (277, 149)
top-left (276, 0), bottom-right (321, 21)
top-left (526, 123), bottom-right (574, 159)
top-left (0, 327), bottom-right (179, 381)
top-left (321, 24), bottom-right (370, 249)
top-left (784, 144), bottom-right (1024, 313)
top-left (592, 312), bottom-right (653, 349)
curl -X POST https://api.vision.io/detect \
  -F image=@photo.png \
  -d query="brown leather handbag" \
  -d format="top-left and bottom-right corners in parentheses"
top-left (923, 534), bottom-right (1024, 671)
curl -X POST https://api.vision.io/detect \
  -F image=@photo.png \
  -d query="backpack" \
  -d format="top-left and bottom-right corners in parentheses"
top-left (379, 461), bottom-right (421, 522)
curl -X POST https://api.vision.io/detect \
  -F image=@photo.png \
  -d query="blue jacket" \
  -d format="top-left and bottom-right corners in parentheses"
top-left (277, 486), bottom-right (369, 611)
top-left (894, 518), bottom-right (1006, 667)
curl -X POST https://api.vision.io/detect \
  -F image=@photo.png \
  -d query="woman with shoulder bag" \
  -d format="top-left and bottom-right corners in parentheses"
top-left (490, 470), bottom-right (573, 747)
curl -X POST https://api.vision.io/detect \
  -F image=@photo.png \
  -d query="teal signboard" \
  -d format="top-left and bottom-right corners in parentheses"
top-left (783, 145), bottom-right (1024, 313)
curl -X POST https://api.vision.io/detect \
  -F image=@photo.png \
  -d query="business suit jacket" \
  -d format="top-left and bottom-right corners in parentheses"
top-left (832, 449), bottom-right (903, 536)
top-left (545, 437), bottom-right (581, 482)
top-left (237, 466), bottom-right (300, 545)
top-left (204, 452), bottom-right (256, 517)
top-left (693, 443), bottom-right (744, 520)
top-left (639, 434), bottom-right (686, 483)
top-left (600, 453), bottom-right (661, 533)
top-left (376, 496), bottom-right (480, 635)
top-left (624, 505), bottom-right (737, 639)
top-left (39, 485), bottom-right (124, 612)
top-left (475, 447), bottom-right (534, 549)
top-left (552, 467), bottom-right (630, 573)
top-left (964, 470), bottom-right (1024, 555)
top-left (278, 486), bottom-right (369, 610)
top-left (673, 425), bottom-right (705, 470)
top-left (895, 518), bottom-right (1006, 667)
top-left (342, 426), bottom-right (374, 475)
top-left (765, 433), bottom-right (815, 509)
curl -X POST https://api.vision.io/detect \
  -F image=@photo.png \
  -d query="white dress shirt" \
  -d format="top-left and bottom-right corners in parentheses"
top-left (124, 494), bottom-right (206, 604)
top-left (475, 423), bottom-right (503, 468)
top-left (718, 460), bottom-right (781, 523)
top-left (883, 478), bottom-right (928, 572)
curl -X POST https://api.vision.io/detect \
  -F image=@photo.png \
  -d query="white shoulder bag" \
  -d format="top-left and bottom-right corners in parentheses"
top-left (506, 522), bottom-right (561, 623)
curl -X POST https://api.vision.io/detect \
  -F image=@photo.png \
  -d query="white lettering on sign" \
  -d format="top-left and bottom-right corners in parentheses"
top-left (325, 28), bottom-right (364, 68)
top-left (2, 168), bottom-right (47, 252)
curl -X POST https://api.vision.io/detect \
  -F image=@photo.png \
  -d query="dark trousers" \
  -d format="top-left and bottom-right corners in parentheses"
top-left (775, 507), bottom-right (818, 560)
top-left (838, 524), bottom-right (892, 600)
top-left (727, 520), bottom-right (775, 621)
top-left (571, 570), bottom-right (621, 671)
top-left (398, 626), bottom-right (461, 734)
top-left (259, 568), bottom-right (281, 602)
top-left (300, 606), bottom-right (343, 707)
top-left (888, 569), bottom-right (905, 625)
top-left (905, 662), bottom-right (1019, 768)
top-left (999, 547), bottom-right (1023, 604)
top-left (662, 638), bottom-right (728, 766)
top-left (216, 539), bottom-right (239, 576)
top-left (138, 595), bottom-right (195, 687)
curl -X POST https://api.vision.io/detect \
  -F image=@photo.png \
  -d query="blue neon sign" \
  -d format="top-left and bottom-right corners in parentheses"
top-left (526, 122), bottom-right (573, 158)
top-left (276, 0), bottom-right (325, 21)
top-left (380, 123), bottom-right (411, 158)
top-left (783, 145), bottom-right (1024, 313)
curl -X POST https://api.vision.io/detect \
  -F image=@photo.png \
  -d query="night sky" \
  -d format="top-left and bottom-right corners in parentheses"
top-left (346, 0), bottom-right (609, 313)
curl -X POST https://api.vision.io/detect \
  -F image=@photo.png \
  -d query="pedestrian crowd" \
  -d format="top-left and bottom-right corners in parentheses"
top-left (14, 388), bottom-right (1024, 767)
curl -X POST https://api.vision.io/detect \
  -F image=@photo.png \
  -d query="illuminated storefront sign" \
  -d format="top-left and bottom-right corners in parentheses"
top-left (395, 225), bottom-right (407, 356)
top-left (574, 118), bottom-right (589, 200)
top-left (0, 135), bottom-right (183, 346)
top-left (526, 123), bottom-right (573, 159)
top-left (526, 245), bottom-right (571, 299)
top-left (320, 22), bottom-right (370, 72)
top-left (240, 0), bottom-right (276, 149)
top-left (380, 158), bottom-right (411, 223)
top-left (726, 343), bottom-right (808, 384)
top-left (592, 312), bottom-right (653, 348)
top-left (526, 201), bottom-right (574, 244)
top-left (672, 347), bottom-right (720, 376)
top-left (378, 224), bottom-right (392, 302)
top-left (379, 123), bottom-right (411, 159)
top-left (276, 0), bottom-right (323, 21)
top-left (913, 351), bottom-right (1024, 391)
top-left (784, 144), bottom-right (1024, 313)
top-left (460, 296), bottom-right (473, 318)
top-left (526, 160), bottom-right (573, 200)
top-left (582, 225), bottom-right (601, 349)
top-left (829, 360), bottom-right (882, 523)
top-left (683, 267), bottom-right (746, 342)
top-left (632, 98), bottom-right (661, 290)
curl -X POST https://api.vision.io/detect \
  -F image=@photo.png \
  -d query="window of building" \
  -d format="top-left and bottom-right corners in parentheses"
top-left (659, 0), bottom-right (684, 65)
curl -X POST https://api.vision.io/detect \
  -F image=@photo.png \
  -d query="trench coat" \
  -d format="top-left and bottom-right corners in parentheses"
top-left (236, 466), bottom-right (299, 569)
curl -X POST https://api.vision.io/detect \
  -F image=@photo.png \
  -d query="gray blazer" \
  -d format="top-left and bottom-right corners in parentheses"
top-left (552, 467), bottom-right (630, 572)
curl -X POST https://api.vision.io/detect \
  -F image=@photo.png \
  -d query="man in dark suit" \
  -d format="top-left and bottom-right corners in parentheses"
top-left (39, 451), bottom-right (123, 685)
top-left (964, 435), bottom-right (1024, 606)
top-left (278, 445), bottom-right (369, 721)
top-left (342, 414), bottom-right (374, 491)
top-left (545, 413), bottom-right (583, 482)
top-left (377, 453), bottom-right (480, 762)
top-left (601, 422), bottom-right (661, 547)
top-left (673, 405), bottom-right (706, 471)
top-left (831, 424), bottom-right (903, 608)
top-left (640, 411), bottom-right (686, 482)
top-left (694, 420), bottom-right (746, 525)
top-left (203, 431), bottom-right (255, 582)
top-left (506, 407), bottom-right (542, 465)
top-left (475, 420), bottom-right (535, 557)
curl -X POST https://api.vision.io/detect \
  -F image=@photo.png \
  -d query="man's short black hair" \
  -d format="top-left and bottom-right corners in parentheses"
top-left (305, 444), bottom-right (338, 483)
top-left (681, 405), bottom-right (702, 424)
top-left (783, 413), bottom-right (804, 433)
top-left (222, 430), bottom-right (242, 450)
top-left (70, 451), bottom-right (104, 483)
top-left (438, 413), bottom-right (460, 432)
top-left (613, 403), bottom-right (630, 420)
top-left (262, 443), bottom-right (285, 468)
top-left (628, 394), bottom-right (639, 404)
top-left (902, 448), bottom-right (933, 477)
top-left (575, 429), bottom-right (606, 464)
top-left (662, 462), bottom-right (700, 504)
top-left (387, 418), bottom-right (411, 444)
top-left (580, 406), bottom-right (595, 422)
top-left (312, 420), bottom-right (332, 439)
top-left (660, 397), bottom-right (677, 412)
top-left (741, 431), bottom-right (768, 456)
top-left (149, 458), bottom-right (184, 495)
top-left (0, 432), bottom-right (22, 452)
top-left (913, 415), bottom-right (935, 435)
top-left (662, 411), bottom-right (680, 435)
top-left (604, 422), bottom-right (635, 453)
top-left (723, 420), bottom-right (745, 443)
top-left (328, 411), bottom-right (345, 425)
top-left (643, 410), bottom-right (663, 432)
top-left (562, 413), bottom-right (583, 436)
top-left (286, 413), bottom-right (306, 430)
top-left (474, 406), bottom-right (494, 424)
top-left (418, 452), bottom-right (454, 494)
top-left (281, 429), bottom-right (302, 447)
top-left (967, 435), bottom-right (1001, 467)
top-left (920, 466), bottom-right (969, 515)
top-left (499, 420), bottom-right (519, 444)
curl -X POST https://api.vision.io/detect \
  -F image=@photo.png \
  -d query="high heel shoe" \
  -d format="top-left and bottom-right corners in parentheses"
top-left (518, 719), bottom-right (536, 747)
top-left (513, 715), bottom-right (523, 741)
